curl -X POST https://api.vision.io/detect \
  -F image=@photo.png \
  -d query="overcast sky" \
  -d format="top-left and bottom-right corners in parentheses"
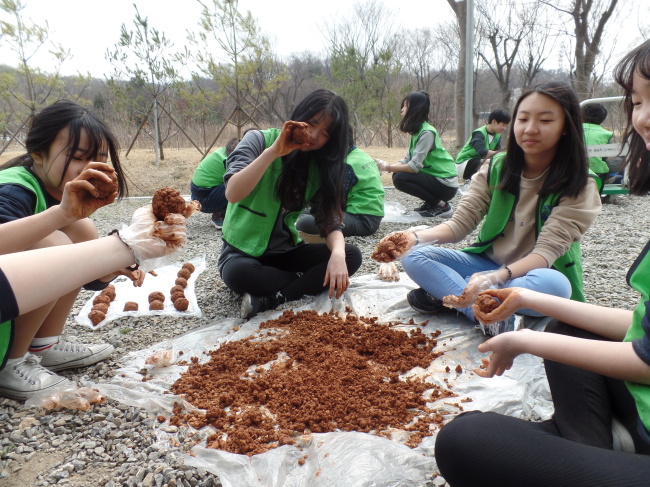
top-left (0, 0), bottom-right (646, 79)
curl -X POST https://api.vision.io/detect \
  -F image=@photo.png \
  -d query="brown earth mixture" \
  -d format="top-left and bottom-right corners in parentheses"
top-left (371, 232), bottom-right (410, 262)
top-left (169, 310), bottom-right (458, 455)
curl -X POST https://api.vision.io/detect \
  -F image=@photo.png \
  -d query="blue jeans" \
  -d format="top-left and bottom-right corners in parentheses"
top-left (190, 181), bottom-right (227, 214)
top-left (401, 246), bottom-right (572, 322)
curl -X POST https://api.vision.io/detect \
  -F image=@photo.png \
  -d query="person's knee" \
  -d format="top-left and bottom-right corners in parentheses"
top-left (345, 245), bottom-right (363, 275)
top-left (526, 268), bottom-right (572, 299)
top-left (435, 411), bottom-right (487, 475)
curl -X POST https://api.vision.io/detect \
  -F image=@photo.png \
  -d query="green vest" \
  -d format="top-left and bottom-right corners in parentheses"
top-left (0, 166), bottom-right (48, 366)
top-left (623, 240), bottom-right (650, 432)
top-left (222, 129), bottom-right (321, 257)
top-left (410, 122), bottom-right (457, 179)
top-left (456, 125), bottom-right (501, 164)
top-left (461, 153), bottom-right (599, 302)
top-left (0, 167), bottom-right (48, 213)
top-left (345, 147), bottom-right (384, 217)
top-left (191, 146), bottom-right (228, 188)
top-left (583, 123), bottom-right (613, 175)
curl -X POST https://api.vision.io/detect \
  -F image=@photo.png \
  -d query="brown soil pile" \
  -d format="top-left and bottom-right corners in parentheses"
top-left (371, 232), bottom-right (410, 262)
top-left (169, 309), bottom-right (456, 455)
top-left (475, 294), bottom-right (499, 314)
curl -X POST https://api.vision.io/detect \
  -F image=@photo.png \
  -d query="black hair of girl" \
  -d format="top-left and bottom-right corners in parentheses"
top-left (500, 81), bottom-right (588, 199)
top-left (614, 39), bottom-right (650, 196)
top-left (1, 100), bottom-right (128, 198)
top-left (276, 89), bottom-right (349, 234)
top-left (398, 91), bottom-right (430, 134)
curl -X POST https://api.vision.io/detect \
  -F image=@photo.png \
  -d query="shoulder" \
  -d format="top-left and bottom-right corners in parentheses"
top-left (0, 183), bottom-right (37, 222)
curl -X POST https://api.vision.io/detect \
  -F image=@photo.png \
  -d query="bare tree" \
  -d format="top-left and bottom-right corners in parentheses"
top-left (541, 0), bottom-right (619, 99)
top-left (445, 0), bottom-right (469, 147)
top-left (106, 4), bottom-right (185, 164)
top-left (0, 0), bottom-right (70, 153)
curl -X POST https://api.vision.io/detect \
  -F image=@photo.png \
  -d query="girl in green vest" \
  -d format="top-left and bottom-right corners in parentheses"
top-left (377, 82), bottom-right (601, 335)
top-left (435, 40), bottom-right (650, 486)
top-left (0, 101), bottom-right (131, 399)
top-left (218, 90), bottom-right (362, 320)
top-left (376, 90), bottom-right (458, 218)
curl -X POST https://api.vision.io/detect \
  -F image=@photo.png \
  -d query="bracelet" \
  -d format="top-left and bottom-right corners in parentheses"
top-left (503, 265), bottom-right (513, 281)
top-left (109, 229), bottom-right (139, 271)
top-left (411, 231), bottom-right (420, 245)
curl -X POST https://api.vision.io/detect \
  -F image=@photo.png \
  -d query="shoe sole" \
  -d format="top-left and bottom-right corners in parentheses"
top-left (43, 345), bottom-right (114, 372)
top-left (241, 294), bottom-right (253, 320)
top-left (0, 376), bottom-right (70, 401)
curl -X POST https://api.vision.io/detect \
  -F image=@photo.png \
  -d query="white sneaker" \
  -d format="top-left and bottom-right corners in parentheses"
top-left (33, 336), bottom-right (114, 372)
top-left (0, 354), bottom-right (70, 401)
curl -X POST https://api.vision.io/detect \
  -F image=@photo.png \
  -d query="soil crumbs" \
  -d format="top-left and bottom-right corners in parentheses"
top-left (169, 309), bottom-right (456, 456)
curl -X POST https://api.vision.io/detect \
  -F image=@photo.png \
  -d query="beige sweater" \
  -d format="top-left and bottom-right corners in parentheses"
top-left (445, 162), bottom-right (602, 267)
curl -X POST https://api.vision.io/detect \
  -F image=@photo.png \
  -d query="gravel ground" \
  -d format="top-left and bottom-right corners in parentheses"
top-left (1, 188), bottom-right (648, 487)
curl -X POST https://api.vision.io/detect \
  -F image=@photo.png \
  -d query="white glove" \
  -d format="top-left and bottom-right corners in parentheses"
top-left (376, 159), bottom-right (389, 172)
top-left (443, 270), bottom-right (508, 309)
top-left (117, 205), bottom-right (187, 272)
top-left (378, 262), bottom-right (400, 282)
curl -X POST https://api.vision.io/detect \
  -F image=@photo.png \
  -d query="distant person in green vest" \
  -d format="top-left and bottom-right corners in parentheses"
top-left (582, 102), bottom-right (614, 183)
top-left (0, 100), bottom-right (134, 399)
top-left (376, 91), bottom-right (458, 218)
top-left (296, 127), bottom-right (385, 240)
top-left (190, 137), bottom-right (240, 230)
top-left (456, 109), bottom-right (511, 182)
top-left (374, 82), bottom-right (601, 336)
top-left (218, 89), bottom-right (362, 320)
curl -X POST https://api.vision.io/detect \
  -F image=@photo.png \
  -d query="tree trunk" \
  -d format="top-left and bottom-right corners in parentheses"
top-left (448, 0), bottom-right (467, 149)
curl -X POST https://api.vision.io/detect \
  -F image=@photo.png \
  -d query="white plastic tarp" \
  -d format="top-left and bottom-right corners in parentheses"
top-left (94, 273), bottom-right (554, 487)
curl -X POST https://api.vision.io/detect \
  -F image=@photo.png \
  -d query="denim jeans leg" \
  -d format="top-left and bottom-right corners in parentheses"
top-left (509, 268), bottom-right (572, 316)
top-left (401, 248), bottom-right (499, 322)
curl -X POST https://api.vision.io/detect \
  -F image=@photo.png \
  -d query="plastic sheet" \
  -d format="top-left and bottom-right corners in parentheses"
top-left (95, 273), bottom-right (554, 487)
top-left (381, 201), bottom-right (422, 223)
top-left (75, 256), bottom-right (205, 329)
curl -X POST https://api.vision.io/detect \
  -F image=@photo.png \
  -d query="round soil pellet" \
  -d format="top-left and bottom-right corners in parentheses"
top-left (88, 309), bottom-right (106, 326)
top-left (182, 263), bottom-right (195, 274)
top-left (177, 268), bottom-right (191, 280)
top-left (171, 291), bottom-right (185, 303)
top-left (175, 277), bottom-right (188, 288)
top-left (92, 303), bottom-right (109, 314)
top-left (93, 294), bottom-right (111, 306)
top-left (170, 285), bottom-right (185, 295)
top-left (149, 300), bottom-right (165, 311)
top-left (173, 298), bottom-right (189, 311)
top-left (123, 301), bottom-right (139, 312)
top-left (148, 291), bottom-right (166, 303)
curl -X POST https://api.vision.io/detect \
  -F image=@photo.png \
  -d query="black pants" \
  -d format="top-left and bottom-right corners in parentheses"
top-left (435, 319), bottom-right (650, 486)
top-left (220, 243), bottom-right (362, 301)
top-left (295, 213), bottom-right (382, 237)
top-left (392, 172), bottom-right (457, 206)
top-left (461, 158), bottom-right (483, 180)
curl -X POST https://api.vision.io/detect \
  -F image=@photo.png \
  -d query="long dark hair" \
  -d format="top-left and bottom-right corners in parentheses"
top-left (614, 39), bottom-right (650, 195)
top-left (398, 91), bottom-right (430, 134)
top-left (1, 100), bottom-right (128, 198)
top-left (500, 82), bottom-right (587, 198)
top-left (277, 89), bottom-right (349, 234)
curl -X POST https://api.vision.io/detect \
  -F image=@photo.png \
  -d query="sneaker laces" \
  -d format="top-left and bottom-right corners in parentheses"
top-left (50, 337), bottom-right (88, 354)
top-left (12, 354), bottom-right (54, 384)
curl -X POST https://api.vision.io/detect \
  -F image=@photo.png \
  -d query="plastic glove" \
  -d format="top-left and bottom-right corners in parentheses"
top-left (443, 270), bottom-right (508, 309)
top-left (117, 205), bottom-right (187, 272)
top-left (378, 262), bottom-right (400, 282)
top-left (375, 159), bottom-right (389, 173)
top-left (371, 231), bottom-right (418, 262)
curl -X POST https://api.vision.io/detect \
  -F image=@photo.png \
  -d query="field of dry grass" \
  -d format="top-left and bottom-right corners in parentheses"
top-left (0, 145), bottom-right (408, 197)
